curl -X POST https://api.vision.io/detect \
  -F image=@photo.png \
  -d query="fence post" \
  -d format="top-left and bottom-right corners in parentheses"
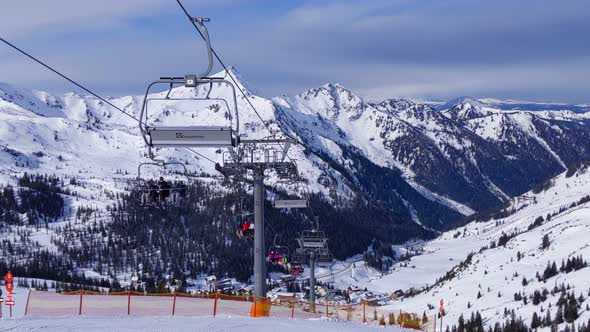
top-left (78, 289), bottom-right (83, 315)
top-left (363, 302), bottom-right (366, 323)
top-left (127, 290), bottom-right (131, 316)
top-left (291, 295), bottom-right (295, 319)
top-left (24, 289), bottom-right (31, 317)
top-left (172, 292), bottom-right (177, 316)
top-left (326, 302), bottom-right (329, 317)
top-left (213, 293), bottom-right (218, 317)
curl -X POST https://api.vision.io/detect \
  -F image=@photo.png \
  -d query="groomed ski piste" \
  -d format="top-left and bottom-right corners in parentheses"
top-left (1, 316), bottom-right (403, 332)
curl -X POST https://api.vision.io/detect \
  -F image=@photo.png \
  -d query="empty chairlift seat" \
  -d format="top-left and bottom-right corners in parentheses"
top-left (296, 230), bottom-right (328, 249)
top-left (316, 250), bottom-right (333, 267)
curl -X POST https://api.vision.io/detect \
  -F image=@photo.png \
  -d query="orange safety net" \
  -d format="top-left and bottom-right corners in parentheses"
top-left (24, 289), bottom-right (426, 330)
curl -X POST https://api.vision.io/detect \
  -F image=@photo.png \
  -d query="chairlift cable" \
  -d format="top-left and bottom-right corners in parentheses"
top-left (0, 37), bottom-right (140, 123)
top-left (175, 0), bottom-right (275, 138)
top-left (0, 37), bottom-right (220, 169)
top-left (185, 148), bottom-right (217, 165)
top-left (175, 0), bottom-right (303, 169)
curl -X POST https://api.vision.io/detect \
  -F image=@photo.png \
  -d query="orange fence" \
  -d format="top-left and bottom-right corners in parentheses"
top-left (24, 290), bottom-right (426, 329)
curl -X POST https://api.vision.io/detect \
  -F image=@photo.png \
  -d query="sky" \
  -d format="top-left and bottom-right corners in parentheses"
top-left (0, 0), bottom-right (589, 104)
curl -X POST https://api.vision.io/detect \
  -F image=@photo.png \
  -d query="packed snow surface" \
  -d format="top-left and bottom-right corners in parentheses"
top-left (0, 316), bottom-right (410, 332)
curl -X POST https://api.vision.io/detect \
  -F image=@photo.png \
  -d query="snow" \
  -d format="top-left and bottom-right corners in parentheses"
top-left (3, 72), bottom-right (590, 330)
top-left (341, 165), bottom-right (590, 330)
top-left (1, 285), bottom-right (406, 331)
top-left (0, 315), bottom-right (409, 331)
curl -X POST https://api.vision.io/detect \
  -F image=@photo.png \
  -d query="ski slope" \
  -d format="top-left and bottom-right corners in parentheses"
top-left (347, 163), bottom-right (590, 330)
top-left (1, 315), bottom-right (416, 332)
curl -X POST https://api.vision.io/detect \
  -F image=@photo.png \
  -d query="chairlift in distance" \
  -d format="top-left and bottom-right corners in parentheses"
top-left (315, 249), bottom-right (333, 267)
top-left (234, 198), bottom-right (254, 240)
top-left (235, 213), bottom-right (254, 240)
top-left (136, 160), bottom-right (188, 207)
top-left (296, 229), bottom-right (328, 249)
top-left (267, 235), bottom-right (290, 267)
top-left (290, 265), bottom-right (304, 277)
top-left (271, 179), bottom-right (309, 209)
top-left (138, 18), bottom-right (240, 153)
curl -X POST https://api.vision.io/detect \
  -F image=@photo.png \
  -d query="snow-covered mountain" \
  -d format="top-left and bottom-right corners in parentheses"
top-left (2, 69), bottom-right (590, 304)
top-left (358, 159), bottom-right (590, 331)
top-left (2, 71), bottom-right (590, 227)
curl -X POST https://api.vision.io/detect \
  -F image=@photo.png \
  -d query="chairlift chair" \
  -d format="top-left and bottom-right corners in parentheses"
top-left (296, 229), bottom-right (328, 249)
top-left (267, 235), bottom-right (290, 266)
top-left (136, 161), bottom-right (188, 207)
top-left (272, 179), bottom-right (309, 209)
top-left (315, 249), bottom-right (333, 267)
top-left (275, 161), bottom-right (298, 180)
top-left (235, 213), bottom-right (254, 240)
top-left (138, 18), bottom-right (240, 153)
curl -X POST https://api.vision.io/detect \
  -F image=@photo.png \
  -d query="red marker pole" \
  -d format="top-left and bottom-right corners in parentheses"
top-left (213, 293), bottom-right (218, 317)
top-left (127, 290), bottom-right (131, 316)
top-left (78, 289), bottom-right (83, 315)
top-left (172, 292), bottom-right (177, 316)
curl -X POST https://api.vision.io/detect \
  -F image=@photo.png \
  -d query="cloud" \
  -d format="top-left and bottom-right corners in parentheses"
top-left (0, 0), bottom-right (171, 37)
top-left (218, 0), bottom-right (590, 102)
top-left (1, 0), bottom-right (589, 103)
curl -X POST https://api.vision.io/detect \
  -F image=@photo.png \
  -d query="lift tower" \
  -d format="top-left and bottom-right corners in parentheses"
top-left (217, 139), bottom-right (299, 297)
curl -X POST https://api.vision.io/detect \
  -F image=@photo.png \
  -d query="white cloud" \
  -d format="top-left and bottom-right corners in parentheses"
top-left (0, 0), bottom-right (171, 36)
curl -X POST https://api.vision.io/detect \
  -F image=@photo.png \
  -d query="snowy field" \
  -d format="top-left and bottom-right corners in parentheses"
top-left (0, 315), bottom-right (411, 332)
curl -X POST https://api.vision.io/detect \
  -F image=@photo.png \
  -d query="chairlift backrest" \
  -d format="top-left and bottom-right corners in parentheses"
top-left (137, 161), bottom-right (187, 180)
top-left (272, 178), bottom-right (309, 209)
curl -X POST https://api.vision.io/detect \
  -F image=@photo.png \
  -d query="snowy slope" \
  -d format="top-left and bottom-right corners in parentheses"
top-left (2, 315), bottom-right (416, 331)
top-left (343, 162), bottom-right (590, 330)
top-left (3, 70), bottom-right (590, 312)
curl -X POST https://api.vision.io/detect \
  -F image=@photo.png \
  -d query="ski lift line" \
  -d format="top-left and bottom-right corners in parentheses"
top-left (175, 0), bottom-right (273, 138)
top-left (185, 148), bottom-right (217, 165)
top-left (0, 37), bottom-right (140, 123)
top-left (175, 0), bottom-right (302, 169)
top-left (0, 37), bottom-right (222, 166)
top-left (229, 174), bottom-right (283, 243)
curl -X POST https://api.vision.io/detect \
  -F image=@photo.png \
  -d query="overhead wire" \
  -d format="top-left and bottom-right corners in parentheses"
top-left (0, 36), bottom-right (220, 168)
top-left (0, 37), bottom-right (140, 123)
top-left (185, 148), bottom-right (217, 165)
top-left (2, 9), bottom-right (318, 230)
top-left (174, 0), bottom-right (304, 172)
